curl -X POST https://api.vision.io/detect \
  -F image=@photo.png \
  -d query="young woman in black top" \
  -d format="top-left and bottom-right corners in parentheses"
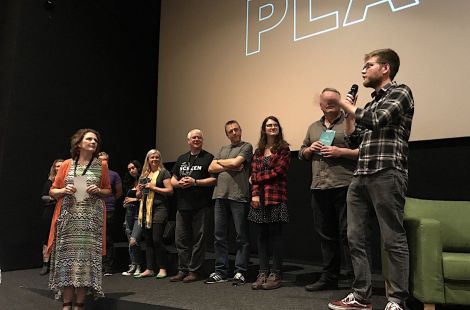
top-left (121, 160), bottom-right (144, 276)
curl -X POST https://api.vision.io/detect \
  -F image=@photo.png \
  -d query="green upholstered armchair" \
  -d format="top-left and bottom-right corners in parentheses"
top-left (383, 198), bottom-right (470, 310)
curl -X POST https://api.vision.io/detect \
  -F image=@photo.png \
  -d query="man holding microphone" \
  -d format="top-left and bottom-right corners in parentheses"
top-left (328, 49), bottom-right (414, 310)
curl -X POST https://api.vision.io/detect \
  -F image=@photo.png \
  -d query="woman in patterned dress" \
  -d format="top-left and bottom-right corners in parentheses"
top-left (48, 129), bottom-right (111, 310)
top-left (249, 116), bottom-right (290, 291)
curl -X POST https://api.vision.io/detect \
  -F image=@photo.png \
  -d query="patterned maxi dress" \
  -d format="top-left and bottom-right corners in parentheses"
top-left (49, 158), bottom-right (106, 296)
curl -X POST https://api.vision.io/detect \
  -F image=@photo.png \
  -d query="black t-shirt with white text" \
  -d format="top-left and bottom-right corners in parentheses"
top-left (172, 150), bottom-right (214, 211)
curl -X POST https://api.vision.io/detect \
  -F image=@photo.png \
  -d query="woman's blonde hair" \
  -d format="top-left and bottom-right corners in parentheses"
top-left (48, 159), bottom-right (64, 181)
top-left (140, 149), bottom-right (164, 179)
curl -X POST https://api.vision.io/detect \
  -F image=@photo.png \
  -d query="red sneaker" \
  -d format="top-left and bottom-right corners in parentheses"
top-left (328, 293), bottom-right (372, 310)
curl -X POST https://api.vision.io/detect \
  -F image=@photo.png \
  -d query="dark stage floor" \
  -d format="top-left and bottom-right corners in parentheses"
top-left (0, 260), bottom-right (465, 310)
top-left (0, 258), bottom-right (385, 310)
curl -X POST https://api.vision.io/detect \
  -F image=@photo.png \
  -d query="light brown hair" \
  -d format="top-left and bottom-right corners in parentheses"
top-left (70, 128), bottom-right (101, 159)
top-left (365, 48), bottom-right (400, 80)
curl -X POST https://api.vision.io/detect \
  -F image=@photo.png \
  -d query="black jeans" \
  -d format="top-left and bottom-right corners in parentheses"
top-left (102, 211), bottom-right (114, 273)
top-left (311, 187), bottom-right (351, 281)
top-left (254, 222), bottom-right (283, 274)
top-left (175, 207), bottom-right (209, 273)
top-left (143, 222), bottom-right (169, 271)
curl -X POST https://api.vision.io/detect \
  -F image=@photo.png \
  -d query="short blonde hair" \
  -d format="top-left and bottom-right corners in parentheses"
top-left (321, 87), bottom-right (341, 96)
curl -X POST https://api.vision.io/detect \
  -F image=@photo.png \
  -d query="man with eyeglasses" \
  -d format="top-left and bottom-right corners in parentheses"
top-left (299, 88), bottom-right (358, 292)
top-left (328, 49), bottom-right (414, 310)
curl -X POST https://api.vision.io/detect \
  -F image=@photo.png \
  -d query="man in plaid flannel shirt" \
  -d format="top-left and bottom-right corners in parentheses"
top-left (328, 49), bottom-right (414, 310)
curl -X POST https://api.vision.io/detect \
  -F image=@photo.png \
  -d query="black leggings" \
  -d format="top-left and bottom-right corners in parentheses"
top-left (255, 222), bottom-right (284, 273)
top-left (143, 222), bottom-right (168, 271)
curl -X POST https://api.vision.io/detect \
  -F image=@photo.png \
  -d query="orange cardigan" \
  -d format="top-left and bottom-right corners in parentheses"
top-left (46, 158), bottom-right (111, 256)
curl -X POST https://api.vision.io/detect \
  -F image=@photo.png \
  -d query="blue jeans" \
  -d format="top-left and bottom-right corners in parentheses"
top-left (214, 199), bottom-right (250, 277)
top-left (347, 168), bottom-right (409, 305)
top-left (124, 205), bottom-right (143, 265)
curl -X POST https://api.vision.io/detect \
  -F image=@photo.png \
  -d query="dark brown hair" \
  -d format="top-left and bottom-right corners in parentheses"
top-left (256, 116), bottom-right (289, 154)
top-left (123, 160), bottom-right (142, 191)
top-left (70, 128), bottom-right (101, 159)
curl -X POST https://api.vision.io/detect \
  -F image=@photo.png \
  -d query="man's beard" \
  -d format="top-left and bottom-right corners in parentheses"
top-left (363, 76), bottom-right (380, 89)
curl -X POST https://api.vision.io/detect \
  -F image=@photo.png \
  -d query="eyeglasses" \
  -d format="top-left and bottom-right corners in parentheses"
top-left (362, 62), bottom-right (385, 71)
top-left (265, 123), bottom-right (279, 128)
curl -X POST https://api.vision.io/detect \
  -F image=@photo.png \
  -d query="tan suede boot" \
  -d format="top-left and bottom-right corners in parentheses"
top-left (251, 272), bottom-right (267, 290)
top-left (262, 272), bottom-right (281, 290)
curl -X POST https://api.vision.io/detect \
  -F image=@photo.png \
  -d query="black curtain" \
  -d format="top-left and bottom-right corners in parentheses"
top-left (0, 0), bottom-right (161, 271)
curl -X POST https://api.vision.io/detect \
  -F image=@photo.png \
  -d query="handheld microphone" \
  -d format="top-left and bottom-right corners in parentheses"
top-left (344, 84), bottom-right (359, 118)
top-left (348, 84), bottom-right (359, 98)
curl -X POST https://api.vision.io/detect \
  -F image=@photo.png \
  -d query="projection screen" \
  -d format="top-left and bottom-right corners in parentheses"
top-left (157, 0), bottom-right (470, 160)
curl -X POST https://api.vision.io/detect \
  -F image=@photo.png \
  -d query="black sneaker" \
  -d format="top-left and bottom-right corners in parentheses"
top-left (232, 272), bottom-right (246, 286)
top-left (204, 272), bottom-right (228, 284)
top-left (39, 262), bottom-right (50, 276)
top-left (305, 279), bottom-right (338, 291)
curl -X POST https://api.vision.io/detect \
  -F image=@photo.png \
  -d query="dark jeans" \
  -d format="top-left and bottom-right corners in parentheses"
top-left (347, 168), bottom-right (409, 305)
top-left (102, 211), bottom-right (114, 273)
top-left (311, 187), bottom-right (351, 281)
top-left (214, 199), bottom-right (250, 277)
top-left (175, 207), bottom-right (209, 273)
top-left (254, 222), bottom-right (283, 274)
top-left (143, 222), bottom-right (169, 271)
top-left (143, 204), bottom-right (169, 271)
top-left (124, 206), bottom-right (143, 265)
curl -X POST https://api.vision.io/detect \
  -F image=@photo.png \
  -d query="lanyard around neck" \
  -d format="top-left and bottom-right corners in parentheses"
top-left (188, 152), bottom-right (199, 167)
top-left (74, 158), bottom-right (93, 177)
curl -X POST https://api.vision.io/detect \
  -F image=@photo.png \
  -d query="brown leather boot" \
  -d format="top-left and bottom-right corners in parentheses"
top-left (182, 272), bottom-right (198, 283)
top-left (262, 272), bottom-right (281, 290)
top-left (251, 272), bottom-right (267, 290)
top-left (170, 271), bottom-right (187, 282)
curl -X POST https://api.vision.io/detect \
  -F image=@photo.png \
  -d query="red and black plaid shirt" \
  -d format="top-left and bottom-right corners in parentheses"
top-left (251, 146), bottom-right (290, 206)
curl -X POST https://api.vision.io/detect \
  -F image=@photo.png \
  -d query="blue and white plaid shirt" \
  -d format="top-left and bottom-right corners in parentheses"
top-left (346, 81), bottom-right (414, 176)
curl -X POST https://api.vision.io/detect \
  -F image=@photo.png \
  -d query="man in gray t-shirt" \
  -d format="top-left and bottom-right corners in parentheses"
top-left (205, 120), bottom-right (253, 285)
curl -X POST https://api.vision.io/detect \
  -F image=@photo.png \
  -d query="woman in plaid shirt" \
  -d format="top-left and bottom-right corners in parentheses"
top-left (249, 116), bottom-right (290, 290)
